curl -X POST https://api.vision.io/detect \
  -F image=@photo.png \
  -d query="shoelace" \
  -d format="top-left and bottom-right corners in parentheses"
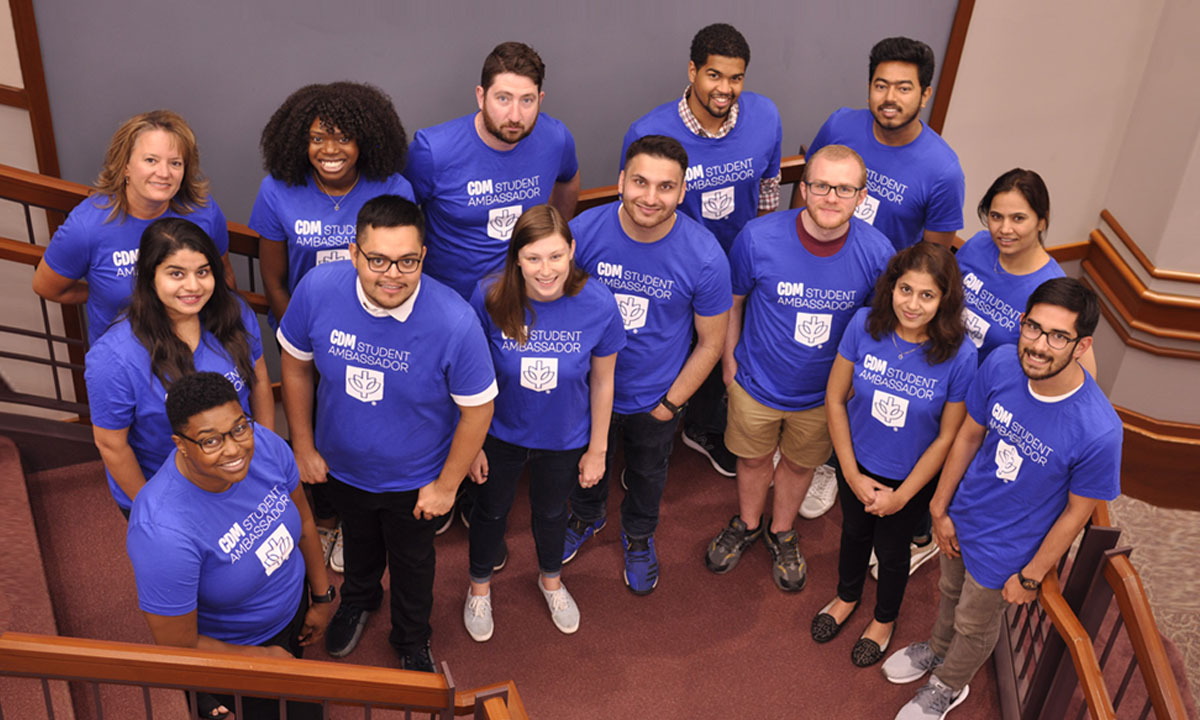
top-left (918, 682), bottom-right (955, 712)
top-left (811, 469), bottom-right (835, 494)
top-left (545, 587), bottom-right (570, 611)
top-left (775, 535), bottom-right (803, 568)
top-left (467, 595), bottom-right (490, 618)
top-left (714, 525), bottom-right (745, 553)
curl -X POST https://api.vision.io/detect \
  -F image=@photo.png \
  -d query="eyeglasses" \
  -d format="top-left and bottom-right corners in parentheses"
top-left (1019, 319), bottom-right (1080, 350)
top-left (179, 418), bottom-right (255, 455)
top-left (804, 181), bottom-right (864, 199)
top-left (360, 253), bottom-right (422, 274)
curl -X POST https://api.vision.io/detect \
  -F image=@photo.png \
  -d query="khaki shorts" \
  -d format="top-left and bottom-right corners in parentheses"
top-left (725, 380), bottom-right (832, 468)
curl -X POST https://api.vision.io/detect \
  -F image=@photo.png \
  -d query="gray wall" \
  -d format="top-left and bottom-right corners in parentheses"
top-left (34, 1), bottom-right (956, 223)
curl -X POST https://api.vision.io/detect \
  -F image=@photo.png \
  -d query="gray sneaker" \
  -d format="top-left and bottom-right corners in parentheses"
top-left (894, 676), bottom-right (969, 719)
top-left (538, 578), bottom-right (580, 634)
top-left (883, 641), bottom-right (945, 684)
top-left (763, 528), bottom-right (807, 592)
top-left (463, 589), bottom-right (494, 642)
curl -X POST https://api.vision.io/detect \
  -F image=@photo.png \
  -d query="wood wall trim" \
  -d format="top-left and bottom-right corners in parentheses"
top-left (1101, 209), bottom-right (1200, 285)
top-left (1115, 405), bottom-right (1200, 442)
top-left (1110, 403), bottom-right (1200, 512)
top-left (1046, 241), bottom-right (1090, 264)
top-left (0, 83), bottom-right (28, 109)
top-left (8, 0), bottom-right (59, 177)
top-left (1086, 280), bottom-right (1200, 361)
top-left (1083, 230), bottom-right (1200, 342)
top-left (929, 0), bottom-right (976, 135)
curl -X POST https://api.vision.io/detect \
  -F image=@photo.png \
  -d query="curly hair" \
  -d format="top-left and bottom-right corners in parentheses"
top-left (260, 81), bottom-right (407, 187)
top-left (93, 110), bottom-right (210, 222)
top-left (866, 243), bottom-right (965, 365)
top-left (165, 372), bottom-right (241, 435)
top-left (690, 23), bottom-right (750, 68)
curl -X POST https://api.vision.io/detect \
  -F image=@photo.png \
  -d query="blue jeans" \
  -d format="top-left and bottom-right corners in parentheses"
top-left (569, 410), bottom-right (679, 539)
top-left (468, 435), bottom-right (586, 581)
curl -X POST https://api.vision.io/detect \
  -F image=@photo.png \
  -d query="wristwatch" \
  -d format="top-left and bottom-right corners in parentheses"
top-left (659, 395), bottom-right (684, 418)
top-left (311, 584), bottom-right (337, 604)
top-left (1017, 571), bottom-right (1041, 591)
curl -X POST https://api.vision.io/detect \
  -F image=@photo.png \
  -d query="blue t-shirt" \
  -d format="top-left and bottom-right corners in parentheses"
top-left (248, 173), bottom-right (416, 296)
top-left (404, 113), bottom-right (579, 298)
top-left (278, 262), bottom-right (497, 492)
top-left (470, 277), bottom-right (625, 450)
top-left (808, 108), bottom-right (964, 252)
top-left (571, 202), bottom-right (732, 413)
top-left (42, 195), bottom-right (231, 345)
top-left (956, 230), bottom-right (1065, 363)
top-left (950, 346), bottom-right (1122, 589)
top-left (622, 92), bottom-right (783, 254)
top-left (730, 211), bottom-right (892, 411)
top-left (85, 300), bottom-right (263, 510)
top-left (127, 425), bottom-right (305, 646)
top-left (838, 307), bottom-right (977, 479)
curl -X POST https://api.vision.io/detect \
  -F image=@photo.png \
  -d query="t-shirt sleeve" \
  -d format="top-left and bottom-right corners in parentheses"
top-left (766, 108), bottom-right (783, 178)
top-left (729, 227), bottom-right (755, 297)
top-left (445, 311), bottom-right (497, 405)
top-left (557, 125), bottom-right (579, 183)
top-left (277, 274), bottom-right (314, 357)
top-left (618, 125), bottom-right (638, 171)
top-left (41, 202), bottom-right (93, 280)
top-left (946, 344), bottom-right (978, 402)
top-left (1067, 427), bottom-right (1123, 502)
top-left (203, 198), bottom-right (231, 256)
top-left (807, 114), bottom-right (834, 158)
top-left (468, 281), bottom-right (490, 327)
top-left (248, 178), bottom-right (286, 242)
top-left (693, 246), bottom-right (733, 317)
top-left (238, 297), bottom-right (264, 362)
top-left (85, 346), bottom-right (138, 431)
top-left (593, 288), bottom-right (627, 357)
top-left (263, 429), bottom-right (301, 494)
top-left (403, 132), bottom-right (437, 204)
top-left (837, 310), bottom-right (865, 361)
top-left (127, 522), bottom-right (201, 617)
top-left (923, 161), bottom-right (967, 233)
top-left (386, 173), bottom-right (417, 203)
top-left (966, 349), bottom-right (1003, 425)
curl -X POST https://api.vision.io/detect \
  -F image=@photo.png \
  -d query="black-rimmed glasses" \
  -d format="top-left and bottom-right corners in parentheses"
top-left (179, 418), bottom-right (255, 455)
top-left (361, 253), bottom-right (422, 274)
top-left (1019, 318), bottom-right (1080, 350)
top-left (804, 181), bottom-right (864, 199)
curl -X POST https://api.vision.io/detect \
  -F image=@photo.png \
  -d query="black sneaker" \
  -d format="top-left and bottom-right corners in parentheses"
top-left (705, 515), bottom-right (762, 573)
top-left (399, 640), bottom-right (436, 673)
top-left (325, 604), bottom-right (370, 658)
top-left (764, 527), bottom-right (807, 592)
top-left (681, 429), bottom-right (737, 477)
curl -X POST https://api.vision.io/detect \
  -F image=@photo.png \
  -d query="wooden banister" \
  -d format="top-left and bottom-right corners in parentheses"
top-left (1037, 569), bottom-right (1117, 720)
top-left (1103, 555), bottom-right (1190, 719)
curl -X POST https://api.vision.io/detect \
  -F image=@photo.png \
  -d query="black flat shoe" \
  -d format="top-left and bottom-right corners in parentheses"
top-left (811, 598), bottom-right (859, 643)
top-left (851, 622), bottom-right (895, 667)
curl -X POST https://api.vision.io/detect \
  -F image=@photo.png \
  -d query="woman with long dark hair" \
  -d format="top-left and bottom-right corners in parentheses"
top-left (85, 218), bottom-right (271, 516)
top-left (813, 243), bottom-right (976, 666)
top-left (462, 205), bottom-right (624, 641)
top-left (33, 109), bottom-right (233, 345)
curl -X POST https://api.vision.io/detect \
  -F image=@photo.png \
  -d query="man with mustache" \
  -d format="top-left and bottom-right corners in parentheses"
top-left (405, 41), bottom-right (580, 300)
top-left (798, 36), bottom-right (967, 527)
top-left (883, 278), bottom-right (1121, 720)
top-left (621, 23), bottom-right (783, 481)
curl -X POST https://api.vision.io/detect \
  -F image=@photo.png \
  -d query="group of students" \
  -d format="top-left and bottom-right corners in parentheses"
top-left (30, 23), bottom-right (1124, 720)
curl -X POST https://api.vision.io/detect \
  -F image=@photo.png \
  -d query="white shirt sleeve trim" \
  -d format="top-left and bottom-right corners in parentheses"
top-left (452, 379), bottom-right (498, 407)
top-left (276, 328), bottom-right (314, 362)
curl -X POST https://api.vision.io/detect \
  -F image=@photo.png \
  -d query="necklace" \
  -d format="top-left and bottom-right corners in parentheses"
top-left (891, 331), bottom-right (925, 361)
top-left (314, 173), bottom-right (360, 212)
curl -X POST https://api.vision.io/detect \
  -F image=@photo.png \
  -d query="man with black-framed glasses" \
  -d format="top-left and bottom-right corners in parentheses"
top-left (277, 194), bottom-right (497, 672)
top-left (884, 277), bottom-right (1121, 720)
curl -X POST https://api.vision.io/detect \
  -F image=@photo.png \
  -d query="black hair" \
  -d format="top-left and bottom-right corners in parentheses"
top-left (866, 243), bottom-right (965, 364)
top-left (977, 168), bottom-right (1051, 237)
top-left (690, 23), bottom-right (750, 68)
top-left (869, 37), bottom-right (936, 90)
top-left (481, 41), bottom-right (546, 90)
top-left (260, 81), bottom-right (407, 187)
top-left (355, 194), bottom-right (425, 246)
top-left (624, 135), bottom-right (690, 175)
top-left (1025, 278), bottom-right (1100, 337)
top-left (166, 371), bottom-right (241, 435)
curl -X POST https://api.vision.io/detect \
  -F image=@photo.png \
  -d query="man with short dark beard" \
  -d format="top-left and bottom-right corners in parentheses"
top-left (405, 41), bottom-right (580, 300)
top-left (883, 278), bottom-right (1121, 720)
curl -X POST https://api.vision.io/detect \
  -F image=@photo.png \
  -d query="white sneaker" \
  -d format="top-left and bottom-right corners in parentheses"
top-left (894, 676), bottom-right (968, 719)
top-left (871, 539), bottom-right (939, 580)
top-left (538, 577), bottom-right (580, 634)
top-left (799, 464), bottom-right (838, 519)
top-left (317, 526), bottom-right (338, 567)
top-left (329, 524), bottom-right (345, 574)
top-left (463, 589), bottom-right (494, 642)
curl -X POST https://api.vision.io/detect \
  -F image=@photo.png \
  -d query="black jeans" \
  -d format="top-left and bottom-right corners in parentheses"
top-left (835, 461), bottom-right (938, 624)
top-left (468, 435), bottom-right (586, 581)
top-left (568, 410), bottom-right (679, 538)
top-left (325, 476), bottom-right (438, 655)
top-left (683, 364), bottom-right (726, 437)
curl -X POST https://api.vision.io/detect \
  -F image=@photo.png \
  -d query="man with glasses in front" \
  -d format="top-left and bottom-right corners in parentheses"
top-left (705, 145), bottom-right (891, 593)
top-left (277, 194), bottom-right (496, 672)
top-left (884, 277), bottom-right (1121, 719)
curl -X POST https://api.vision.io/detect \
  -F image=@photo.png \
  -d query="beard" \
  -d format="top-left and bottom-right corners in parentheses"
top-left (482, 111), bottom-right (536, 145)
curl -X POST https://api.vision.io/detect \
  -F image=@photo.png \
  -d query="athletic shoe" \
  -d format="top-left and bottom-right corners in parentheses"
top-left (399, 641), bottom-right (436, 673)
top-left (871, 539), bottom-right (940, 581)
top-left (492, 540), bottom-right (508, 572)
top-left (763, 527), bottom-right (807, 592)
top-left (325, 604), bottom-right (370, 658)
top-left (894, 677), bottom-right (969, 719)
top-left (463, 589), bottom-right (493, 642)
top-left (704, 515), bottom-right (763, 573)
top-left (562, 514), bottom-right (606, 564)
top-left (882, 641), bottom-right (944, 684)
top-left (681, 429), bottom-right (737, 477)
top-left (621, 532), bottom-right (659, 595)
top-left (459, 489), bottom-right (474, 530)
top-left (619, 468), bottom-right (628, 491)
top-left (328, 524), bottom-right (345, 574)
top-left (317, 526), bottom-right (338, 567)
top-left (538, 578), bottom-right (580, 634)
top-left (434, 509), bottom-right (455, 535)
top-left (799, 464), bottom-right (838, 519)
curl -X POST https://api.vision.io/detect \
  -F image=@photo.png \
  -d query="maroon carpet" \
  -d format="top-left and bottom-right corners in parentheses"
top-left (26, 442), bottom-right (1005, 719)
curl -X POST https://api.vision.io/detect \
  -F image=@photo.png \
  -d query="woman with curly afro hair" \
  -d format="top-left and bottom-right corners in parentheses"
top-left (250, 81), bottom-right (414, 325)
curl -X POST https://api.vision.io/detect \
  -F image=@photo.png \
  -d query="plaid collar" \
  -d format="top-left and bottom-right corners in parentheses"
top-left (677, 86), bottom-right (738, 139)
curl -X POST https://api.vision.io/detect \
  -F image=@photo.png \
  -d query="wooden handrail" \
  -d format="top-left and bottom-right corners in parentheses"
top-left (1103, 555), bottom-right (1190, 719)
top-left (1037, 569), bottom-right (1118, 720)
